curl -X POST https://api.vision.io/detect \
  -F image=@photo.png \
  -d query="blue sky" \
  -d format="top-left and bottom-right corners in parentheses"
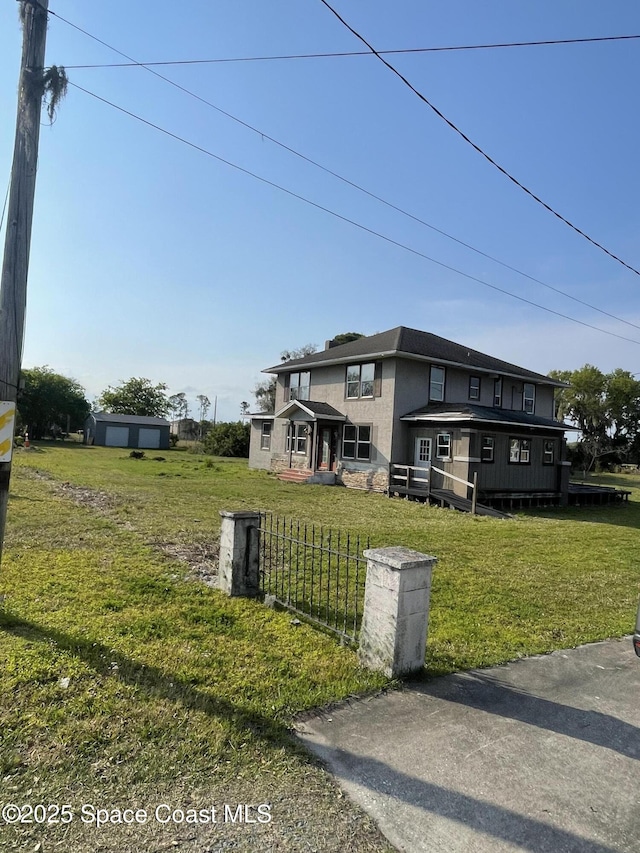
top-left (1, 1), bottom-right (639, 421)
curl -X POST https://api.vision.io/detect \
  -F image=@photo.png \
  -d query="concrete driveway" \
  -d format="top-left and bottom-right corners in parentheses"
top-left (297, 638), bottom-right (640, 852)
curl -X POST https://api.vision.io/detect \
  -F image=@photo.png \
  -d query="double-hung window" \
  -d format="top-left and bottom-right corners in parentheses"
top-left (342, 424), bottom-right (372, 460)
top-left (260, 422), bottom-right (272, 450)
top-left (469, 376), bottom-right (481, 401)
top-left (346, 363), bottom-right (375, 399)
top-left (286, 423), bottom-right (308, 454)
top-left (436, 432), bottom-right (451, 459)
top-left (523, 383), bottom-right (535, 414)
top-left (288, 371), bottom-right (310, 401)
top-left (494, 378), bottom-right (502, 407)
top-left (430, 366), bottom-right (445, 402)
top-left (509, 437), bottom-right (531, 464)
top-left (543, 440), bottom-right (555, 465)
top-left (481, 435), bottom-right (494, 463)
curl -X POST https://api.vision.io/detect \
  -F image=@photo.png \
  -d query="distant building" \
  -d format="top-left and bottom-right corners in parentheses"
top-left (84, 412), bottom-right (170, 450)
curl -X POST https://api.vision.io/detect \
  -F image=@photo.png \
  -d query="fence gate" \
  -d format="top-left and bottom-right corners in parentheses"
top-left (256, 512), bottom-right (368, 644)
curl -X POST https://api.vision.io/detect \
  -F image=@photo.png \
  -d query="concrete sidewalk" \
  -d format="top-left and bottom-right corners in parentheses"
top-left (297, 639), bottom-right (640, 853)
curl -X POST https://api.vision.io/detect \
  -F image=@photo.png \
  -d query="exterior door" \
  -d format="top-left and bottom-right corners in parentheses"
top-left (318, 427), bottom-right (337, 471)
top-left (413, 436), bottom-right (432, 489)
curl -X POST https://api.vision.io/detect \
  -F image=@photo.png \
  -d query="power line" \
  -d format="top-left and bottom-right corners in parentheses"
top-left (62, 33), bottom-right (640, 69)
top-left (318, 0), bottom-right (640, 279)
top-left (44, 6), bottom-right (640, 335)
top-left (67, 80), bottom-right (640, 348)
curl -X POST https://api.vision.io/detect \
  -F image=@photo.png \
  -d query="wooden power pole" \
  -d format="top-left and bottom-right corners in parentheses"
top-left (0, 0), bottom-right (50, 563)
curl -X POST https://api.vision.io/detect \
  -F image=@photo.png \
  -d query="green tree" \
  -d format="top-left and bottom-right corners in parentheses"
top-left (329, 332), bottom-right (364, 346)
top-left (18, 366), bottom-right (90, 439)
top-left (98, 377), bottom-right (169, 418)
top-left (550, 364), bottom-right (640, 469)
top-left (253, 343), bottom-right (318, 413)
top-left (203, 421), bottom-right (250, 457)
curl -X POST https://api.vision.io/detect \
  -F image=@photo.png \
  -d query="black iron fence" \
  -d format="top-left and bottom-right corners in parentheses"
top-left (256, 512), bottom-right (369, 644)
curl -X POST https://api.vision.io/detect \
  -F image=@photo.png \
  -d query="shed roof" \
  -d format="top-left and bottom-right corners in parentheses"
top-left (265, 326), bottom-right (565, 386)
top-left (400, 403), bottom-right (572, 431)
top-left (90, 412), bottom-right (170, 426)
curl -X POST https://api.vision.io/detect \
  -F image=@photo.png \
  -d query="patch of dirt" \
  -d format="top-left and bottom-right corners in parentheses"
top-left (28, 471), bottom-right (219, 584)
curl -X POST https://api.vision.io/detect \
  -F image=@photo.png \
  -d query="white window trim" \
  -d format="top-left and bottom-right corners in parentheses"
top-left (436, 432), bottom-right (451, 459)
top-left (346, 363), bottom-right (375, 399)
top-left (430, 366), bottom-right (445, 402)
top-left (523, 383), bottom-right (535, 414)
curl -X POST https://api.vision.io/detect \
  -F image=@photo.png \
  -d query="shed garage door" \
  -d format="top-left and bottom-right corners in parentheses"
top-left (105, 426), bottom-right (130, 447)
top-left (139, 428), bottom-right (161, 449)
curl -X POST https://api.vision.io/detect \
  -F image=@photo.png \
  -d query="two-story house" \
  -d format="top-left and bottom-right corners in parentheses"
top-left (249, 326), bottom-right (570, 507)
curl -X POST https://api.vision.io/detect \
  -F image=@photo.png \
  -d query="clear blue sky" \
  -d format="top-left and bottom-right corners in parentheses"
top-left (1, 1), bottom-right (639, 421)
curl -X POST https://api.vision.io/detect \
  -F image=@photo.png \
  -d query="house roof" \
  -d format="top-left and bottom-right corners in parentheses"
top-left (275, 400), bottom-right (346, 421)
top-left (265, 326), bottom-right (565, 386)
top-left (400, 403), bottom-right (573, 432)
top-left (90, 412), bottom-right (170, 426)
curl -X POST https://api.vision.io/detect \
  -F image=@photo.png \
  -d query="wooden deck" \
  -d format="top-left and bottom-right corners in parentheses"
top-left (568, 483), bottom-right (631, 506)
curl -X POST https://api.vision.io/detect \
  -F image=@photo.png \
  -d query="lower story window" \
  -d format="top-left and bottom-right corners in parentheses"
top-left (509, 437), bottom-right (531, 464)
top-left (342, 424), bottom-right (371, 461)
top-left (260, 422), bottom-right (272, 450)
top-left (543, 439), bottom-right (555, 465)
top-left (481, 435), bottom-right (494, 463)
top-left (286, 423), bottom-right (308, 454)
top-left (436, 433), bottom-right (451, 459)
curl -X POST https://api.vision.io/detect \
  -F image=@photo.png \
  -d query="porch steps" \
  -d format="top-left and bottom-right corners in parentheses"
top-left (429, 489), bottom-right (512, 519)
top-left (277, 468), bottom-right (313, 484)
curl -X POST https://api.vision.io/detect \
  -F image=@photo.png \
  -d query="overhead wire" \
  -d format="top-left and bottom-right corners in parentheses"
top-left (36, 3), bottom-right (640, 339)
top-left (62, 33), bottom-right (640, 69)
top-left (43, 5), bottom-right (640, 335)
top-left (318, 0), bottom-right (640, 279)
top-left (68, 80), bottom-right (640, 348)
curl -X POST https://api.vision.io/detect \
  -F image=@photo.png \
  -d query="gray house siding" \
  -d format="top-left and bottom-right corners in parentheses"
top-left (249, 327), bottom-right (567, 501)
top-left (248, 418), bottom-right (274, 470)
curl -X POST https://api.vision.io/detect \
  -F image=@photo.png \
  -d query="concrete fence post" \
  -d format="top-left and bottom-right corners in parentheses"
top-left (358, 546), bottom-right (436, 678)
top-left (218, 510), bottom-right (261, 597)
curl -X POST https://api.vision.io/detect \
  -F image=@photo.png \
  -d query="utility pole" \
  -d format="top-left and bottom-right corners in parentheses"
top-left (0, 0), bottom-right (50, 564)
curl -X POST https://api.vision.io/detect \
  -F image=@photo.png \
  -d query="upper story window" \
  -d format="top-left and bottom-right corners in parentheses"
top-left (287, 371), bottom-right (310, 401)
top-left (469, 376), bottom-right (481, 401)
top-left (523, 383), bottom-right (536, 414)
top-left (494, 378), bottom-right (502, 407)
top-left (430, 366), bottom-right (445, 402)
top-left (346, 363), bottom-right (375, 399)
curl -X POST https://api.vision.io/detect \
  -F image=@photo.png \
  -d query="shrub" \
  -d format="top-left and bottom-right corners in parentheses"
top-left (203, 421), bottom-right (250, 458)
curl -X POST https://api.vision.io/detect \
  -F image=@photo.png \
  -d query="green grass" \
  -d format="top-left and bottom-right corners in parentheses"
top-left (0, 442), bottom-right (638, 849)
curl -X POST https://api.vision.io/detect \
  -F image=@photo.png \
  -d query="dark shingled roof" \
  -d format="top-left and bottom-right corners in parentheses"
top-left (401, 402), bottom-right (569, 431)
top-left (91, 412), bottom-right (170, 426)
top-left (265, 326), bottom-right (562, 385)
top-left (274, 400), bottom-right (346, 420)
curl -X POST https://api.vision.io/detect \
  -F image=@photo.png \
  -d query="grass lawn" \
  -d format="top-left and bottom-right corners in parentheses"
top-left (1, 442), bottom-right (638, 850)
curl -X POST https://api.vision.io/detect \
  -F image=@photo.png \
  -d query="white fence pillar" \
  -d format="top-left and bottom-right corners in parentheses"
top-left (218, 510), bottom-right (261, 597)
top-left (358, 546), bottom-right (436, 678)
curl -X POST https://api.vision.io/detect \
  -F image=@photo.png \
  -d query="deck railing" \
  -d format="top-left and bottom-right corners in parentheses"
top-left (390, 462), bottom-right (479, 514)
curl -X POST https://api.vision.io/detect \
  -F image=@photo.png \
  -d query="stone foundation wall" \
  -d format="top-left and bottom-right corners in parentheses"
top-left (270, 456), bottom-right (310, 473)
top-left (338, 467), bottom-right (389, 492)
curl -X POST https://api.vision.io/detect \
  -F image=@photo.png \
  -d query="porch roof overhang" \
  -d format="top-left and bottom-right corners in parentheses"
top-left (400, 403), bottom-right (574, 432)
top-left (274, 400), bottom-right (346, 421)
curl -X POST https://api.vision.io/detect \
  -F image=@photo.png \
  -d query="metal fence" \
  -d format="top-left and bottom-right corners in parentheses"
top-left (257, 512), bottom-right (369, 644)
